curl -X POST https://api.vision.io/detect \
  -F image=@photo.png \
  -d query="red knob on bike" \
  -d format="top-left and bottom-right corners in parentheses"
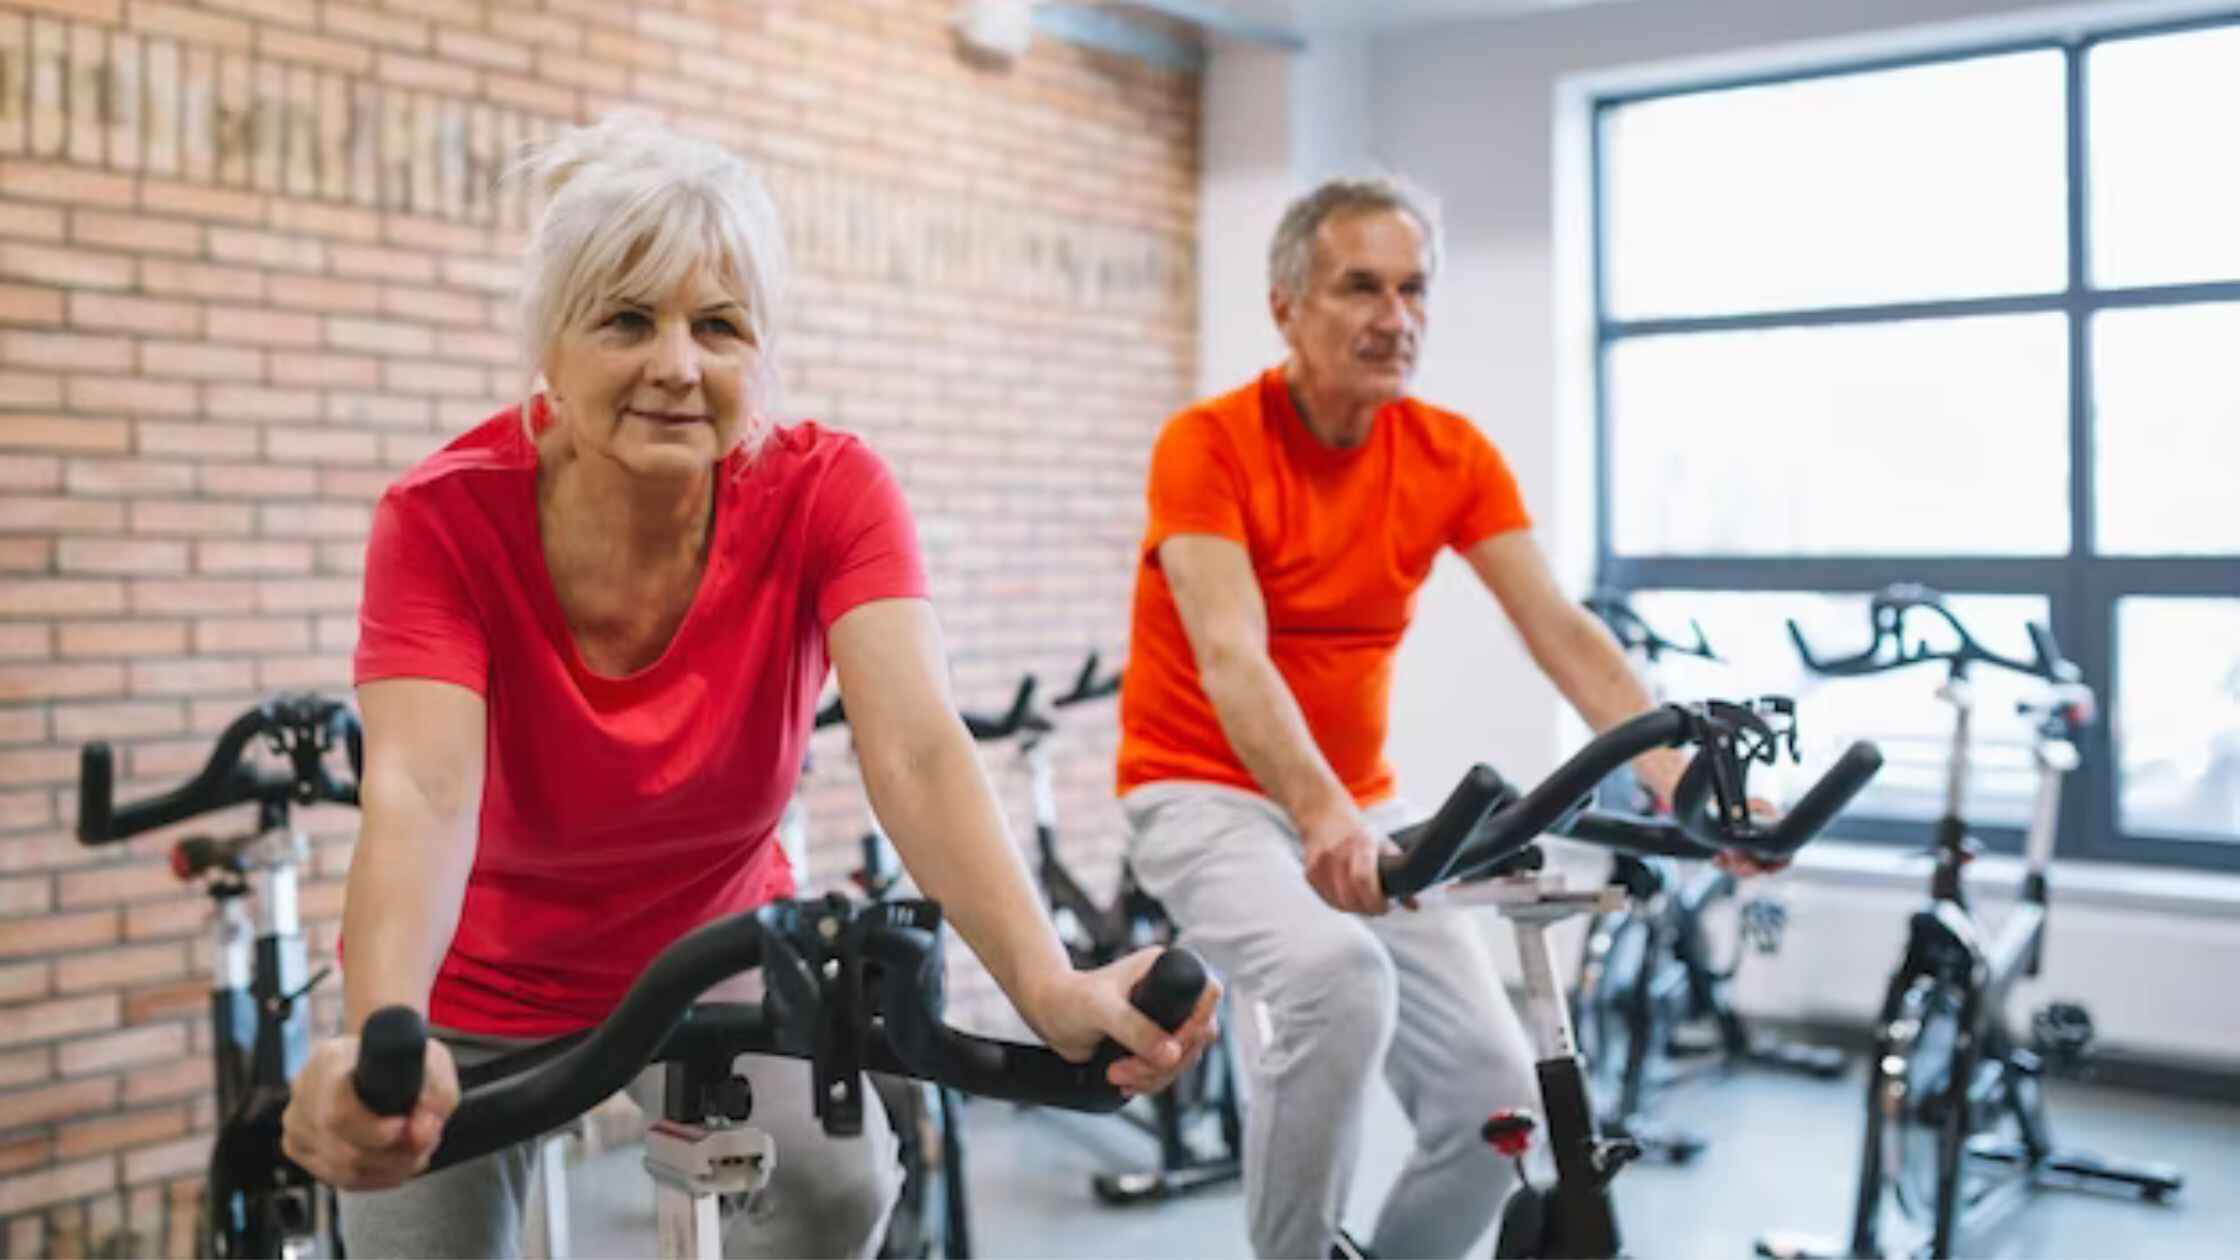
top-left (1482, 1109), bottom-right (1536, 1158)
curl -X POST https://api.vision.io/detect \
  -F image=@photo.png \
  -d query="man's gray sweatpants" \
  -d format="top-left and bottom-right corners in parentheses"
top-left (338, 1025), bottom-right (899, 1259)
top-left (1124, 782), bottom-right (1538, 1260)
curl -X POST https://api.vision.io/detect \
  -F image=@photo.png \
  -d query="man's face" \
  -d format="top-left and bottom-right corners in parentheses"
top-left (1274, 209), bottom-right (1430, 412)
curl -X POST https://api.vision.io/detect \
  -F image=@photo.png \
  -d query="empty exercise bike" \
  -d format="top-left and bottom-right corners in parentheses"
top-left (1759, 585), bottom-right (2182, 1260)
top-left (1573, 592), bottom-right (1847, 1164)
top-left (1380, 699), bottom-right (1884, 1259)
top-left (77, 695), bottom-right (362, 1260)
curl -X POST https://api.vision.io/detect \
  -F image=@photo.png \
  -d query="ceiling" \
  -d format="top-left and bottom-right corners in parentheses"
top-left (1160, 0), bottom-right (1623, 38)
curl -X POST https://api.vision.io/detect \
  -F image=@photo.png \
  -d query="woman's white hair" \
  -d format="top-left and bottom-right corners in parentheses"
top-left (508, 112), bottom-right (789, 452)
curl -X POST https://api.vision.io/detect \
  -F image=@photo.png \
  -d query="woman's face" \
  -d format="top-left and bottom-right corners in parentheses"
top-left (544, 261), bottom-right (759, 478)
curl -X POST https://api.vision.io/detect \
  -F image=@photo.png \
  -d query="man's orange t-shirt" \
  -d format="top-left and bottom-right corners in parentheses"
top-left (1117, 367), bottom-right (1533, 807)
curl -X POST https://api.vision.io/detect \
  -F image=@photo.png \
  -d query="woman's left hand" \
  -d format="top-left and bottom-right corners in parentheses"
top-left (1021, 948), bottom-right (1224, 1096)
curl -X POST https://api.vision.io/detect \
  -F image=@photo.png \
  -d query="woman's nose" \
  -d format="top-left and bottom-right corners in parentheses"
top-left (648, 318), bottom-right (700, 389)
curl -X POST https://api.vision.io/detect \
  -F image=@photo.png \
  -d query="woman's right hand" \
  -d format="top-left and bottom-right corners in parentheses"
top-left (282, 1034), bottom-right (459, 1190)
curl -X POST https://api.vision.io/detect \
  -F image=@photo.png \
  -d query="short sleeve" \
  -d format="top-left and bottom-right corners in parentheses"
top-left (1448, 424), bottom-right (1534, 550)
top-left (1142, 410), bottom-right (1248, 561)
top-left (354, 490), bottom-right (490, 693)
top-left (813, 437), bottom-right (928, 628)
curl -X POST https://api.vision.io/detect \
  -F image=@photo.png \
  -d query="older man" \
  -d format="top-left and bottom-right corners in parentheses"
top-left (1116, 179), bottom-right (1694, 1259)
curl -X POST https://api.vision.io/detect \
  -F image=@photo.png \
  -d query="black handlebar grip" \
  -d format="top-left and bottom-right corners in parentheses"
top-left (353, 1005), bottom-right (429, 1117)
top-left (77, 744), bottom-right (114, 846)
top-left (1090, 947), bottom-right (1210, 1074)
top-left (1766, 741), bottom-right (1884, 856)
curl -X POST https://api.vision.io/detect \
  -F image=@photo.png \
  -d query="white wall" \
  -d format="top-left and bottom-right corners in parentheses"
top-left (1197, 0), bottom-right (2240, 1068)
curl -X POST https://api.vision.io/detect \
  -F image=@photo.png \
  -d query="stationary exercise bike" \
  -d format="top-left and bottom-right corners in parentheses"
top-left (1572, 593), bottom-right (1847, 1165)
top-left (1381, 699), bottom-right (1885, 1258)
top-left (77, 695), bottom-right (362, 1260)
top-left (1025, 653), bottom-right (1245, 1205)
top-left (1758, 585), bottom-right (2183, 1260)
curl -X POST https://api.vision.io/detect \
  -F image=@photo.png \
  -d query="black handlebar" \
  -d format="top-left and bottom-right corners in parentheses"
top-left (351, 897), bottom-right (1210, 1173)
top-left (960, 676), bottom-right (1042, 741)
top-left (1583, 589), bottom-right (1719, 664)
top-left (1053, 651), bottom-right (1123, 708)
top-left (78, 693), bottom-right (361, 847)
top-left (1787, 583), bottom-right (2078, 686)
top-left (1378, 701), bottom-right (1883, 899)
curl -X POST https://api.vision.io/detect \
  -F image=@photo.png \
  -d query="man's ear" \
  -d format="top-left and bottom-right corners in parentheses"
top-left (1268, 286), bottom-right (1292, 335)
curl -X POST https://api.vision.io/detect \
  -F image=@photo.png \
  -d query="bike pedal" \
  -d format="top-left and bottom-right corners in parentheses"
top-left (2032, 1001), bottom-right (2096, 1075)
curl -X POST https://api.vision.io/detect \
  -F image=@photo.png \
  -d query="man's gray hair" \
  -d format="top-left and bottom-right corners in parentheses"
top-left (1267, 176), bottom-right (1442, 299)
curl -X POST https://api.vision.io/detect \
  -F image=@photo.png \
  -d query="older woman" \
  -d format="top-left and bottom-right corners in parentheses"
top-left (280, 113), bottom-right (1219, 1258)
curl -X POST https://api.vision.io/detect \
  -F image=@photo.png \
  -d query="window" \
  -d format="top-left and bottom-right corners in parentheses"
top-left (1595, 22), bottom-right (2240, 871)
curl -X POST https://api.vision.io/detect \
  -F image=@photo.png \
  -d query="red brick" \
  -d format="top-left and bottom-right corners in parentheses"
top-left (55, 1106), bottom-right (189, 1160)
top-left (121, 1054), bottom-right (210, 1105)
top-left (329, 244), bottom-right (435, 283)
top-left (320, 1), bottom-right (428, 51)
top-left (266, 199), bottom-right (383, 243)
top-left (204, 306), bottom-right (321, 347)
top-left (0, 243), bottom-right (131, 290)
top-left (586, 27), bottom-right (674, 71)
top-left (0, 161), bottom-right (137, 208)
top-left (138, 340), bottom-right (261, 381)
top-left (0, 1131), bottom-right (52, 1174)
top-left (0, 993), bottom-right (117, 1049)
top-left (0, 1155), bottom-right (113, 1216)
top-left (0, 747), bottom-right (72, 791)
top-left (269, 274), bottom-right (381, 313)
top-left (0, 537), bottom-right (52, 571)
top-left (319, 468), bottom-right (393, 501)
top-left (206, 227), bottom-right (324, 272)
top-left (58, 538), bottom-right (191, 576)
top-left (0, 453), bottom-right (61, 490)
top-left (435, 329), bottom-right (517, 366)
top-left (0, 876), bottom-right (51, 917)
top-left (8, 1), bottom-right (122, 23)
top-left (322, 315), bottom-right (432, 355)
top-left (1, 330), bottom-right (133, 371)
top-left (122, 1133), bottom-right (207, 1186)
top-left (60, 1021), bottom-right (187, 1078)
top-left (484, 71), bottom-right (575, 116)
top-left (194, 617), bottom-right (310, 654)
top-left (631, 69), bottom-right (716, 112)
top-left (0, 829), bottom-right (78, 872)
top-left (50, 697), bottom-right (187, 738)
top-left (0, 282), bottom-right (65, 323)
top-left (536, 47), bottom-right (625, 93)
top-left (128, 735), bottom-right (230, 779)
top-left (201, 462), bottom-right (318, 498)
top-left (66, 377), bottom-right (197, 416)
top-left (258, 654), bottom-right (350, 690)
top-left (127, 1), bottom-right (252, 49)
top-left (129, 578), bottom-right (258, 615)
top-left (0, 1063), bottom-right (102, 1121)
top-left (0, 413), bottom-right (127, 452)
top-left (382, 429), bottom-right (445, 466)
top-left (117, 973), bottom-right (200, 1022)
top-left (325, 391), bottom-right (431, 427)
top-left (63, 459), bottom-right (194, 497)
top-left (194, 540), bottom-right (313, 575)
top-left (0, 659), bottom-right (122, 701)
top-left (134, 424), bottom-right (259, 461)
top-left (0, 787), bottom-right (54, 828)
top-left (0, 1040), bottom-right (52, 1089)
top-left (123, 901), bottom-right (207, 945)
top-left (53, 944), bottom-right (187, 995)
top-left (383, 215), bottom-right (489, 254)
top-left (129, 656), bottom-right (258, 694)
top-left (271, 350), bottom-right (380, 388)
top-left (314, 613), bottom-right (358, 651)
top-left (266, 425), bottom-right (382, 465)
top-left (256, 27), bottom-right (371, 75)
top-left (204, 385), bottom-right (320, 423)
top-left (209, 0), bottom-right (316, 26)
top-left (491, 7), bottom-right (582, 51)
top-left (57, 860), bottom-right (183, 906)
top-left (437, 26), bottom-right (531, 71)
top-left (256, 577), bottom-right (356, 613)
top-left (66, 293), bottom-right (199, 337)
top-left (0, 911), bottom-right (110, 965)
top-left (137, 258), bottom-right (267, 302)
top-left (0, 371), bottom-right (63, 408)
top-left (0, 202), bottom-right (67, 242)
top-left (382, 358), bottom-right (485, 396)
top-left (137, 180), bottom-right (267, 226)
top-left (0, 625), bottom-right (49, 660)
top-left (259, 502), bottom-right (370, 537)
top-left (380, 283), bottom-right (484, 326)
top-left (376, 49), bottom-right (478, 94)
top-left (0, 495), bottom-right (124, 531)
top-left (70, 210), bottom-right (201, 256)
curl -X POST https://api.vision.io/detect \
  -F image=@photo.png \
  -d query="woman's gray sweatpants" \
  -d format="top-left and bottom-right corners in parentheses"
top-left (1124, 782), bottom-right (1538, 1260)
top-left (338, 1025), bottom-right (900, 1259)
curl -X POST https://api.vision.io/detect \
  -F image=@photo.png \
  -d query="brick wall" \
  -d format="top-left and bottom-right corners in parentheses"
top-left (0, 1), bottom-right (1199, 1252)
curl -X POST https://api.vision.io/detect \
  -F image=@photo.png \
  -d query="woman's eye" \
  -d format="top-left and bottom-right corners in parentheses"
top-left (696, 318), bottom-right (743, 338)
top-left (604, 309), bottom-right (650, 331)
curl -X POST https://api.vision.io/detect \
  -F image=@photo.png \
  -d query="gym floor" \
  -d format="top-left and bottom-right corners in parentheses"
top-left (569, 1063), bottom-right (2240, 1258)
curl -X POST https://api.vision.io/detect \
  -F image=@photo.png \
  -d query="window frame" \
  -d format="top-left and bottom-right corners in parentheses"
top-left (1590, 14), bottom-right (2240, 873)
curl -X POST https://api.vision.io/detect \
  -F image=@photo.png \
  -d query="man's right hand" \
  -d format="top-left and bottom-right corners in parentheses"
top-left (282, 1033), bottom-right (459, 1190)
top-left (1300, 805), bottom-right (1392, 915)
